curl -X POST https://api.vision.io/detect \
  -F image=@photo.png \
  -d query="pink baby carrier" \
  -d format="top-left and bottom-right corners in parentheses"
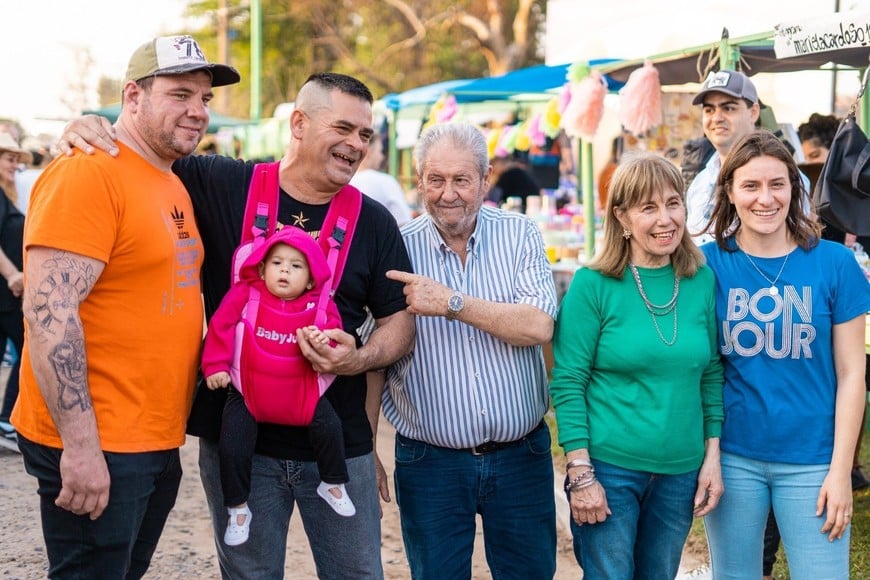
top-left (230, 162), bottom-right (361, 425)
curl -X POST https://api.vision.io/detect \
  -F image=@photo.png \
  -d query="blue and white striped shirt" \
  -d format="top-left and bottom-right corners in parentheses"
top-left (382, 206), bottom-right (558, 448)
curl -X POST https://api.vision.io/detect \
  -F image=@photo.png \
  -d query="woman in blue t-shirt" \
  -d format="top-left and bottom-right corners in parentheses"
top-left (701, 130), bottom-right (870, 579)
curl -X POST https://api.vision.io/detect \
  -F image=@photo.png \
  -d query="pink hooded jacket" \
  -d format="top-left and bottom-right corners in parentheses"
top-left (201, 226), bottom-right (342, 425)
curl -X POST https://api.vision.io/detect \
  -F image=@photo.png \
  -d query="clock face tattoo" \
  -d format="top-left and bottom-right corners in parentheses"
top-left (32, 262), bottom-right (92, 335)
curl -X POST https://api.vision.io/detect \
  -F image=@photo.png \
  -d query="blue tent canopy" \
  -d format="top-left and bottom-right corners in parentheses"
top-left (383, 79), bottom-right (475, 111)
top-left (383, 59), bottom-right (625, 111)
top-left (452, 60), bottom-right (624, 99)
top-left (382, 61), bottom-right (624, 112)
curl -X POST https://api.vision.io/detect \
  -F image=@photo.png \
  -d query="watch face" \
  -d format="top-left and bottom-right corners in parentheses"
top-left (448, 293), bottom-right (463, 313)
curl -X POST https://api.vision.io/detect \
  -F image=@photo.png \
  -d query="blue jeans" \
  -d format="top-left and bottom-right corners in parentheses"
top-left (569, 459), bottom-right (698, 580)
top-left (704, 451), bottom-right (849, 580)
top-left (198, 437), bottom-right (383, 579)
top-left (393, 422), bottom-right (556, 580)
top-left (18, 435), bottom-right (182, 580)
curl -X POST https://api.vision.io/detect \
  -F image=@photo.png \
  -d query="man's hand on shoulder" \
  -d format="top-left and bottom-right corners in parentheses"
top-left (58, 115), bottom-right (118, 157)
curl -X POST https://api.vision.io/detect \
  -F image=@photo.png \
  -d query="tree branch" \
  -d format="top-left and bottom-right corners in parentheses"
top-left (309, 5), bottom-right (396, 90)
top-left (374, 0), bottom-right (427, 68)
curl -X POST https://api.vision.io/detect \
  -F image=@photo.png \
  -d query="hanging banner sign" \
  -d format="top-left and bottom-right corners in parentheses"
top-left (774, 11), bottom-right (870, 59)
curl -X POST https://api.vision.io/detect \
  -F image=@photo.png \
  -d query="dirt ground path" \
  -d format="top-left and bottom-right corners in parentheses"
top-left (0, 414), bottom-right (706, 579)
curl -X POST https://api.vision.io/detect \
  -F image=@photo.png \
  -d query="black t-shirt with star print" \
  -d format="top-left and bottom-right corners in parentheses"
top-left (173, 154), bottom-right (411, 461)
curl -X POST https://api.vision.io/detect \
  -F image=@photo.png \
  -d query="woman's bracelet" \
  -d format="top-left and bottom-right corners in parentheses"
top-left (568, 476), bottom-right (598, 492)
top-left (566, 458), bottom-right (593, 471)
top-left (564, 469), bottom-right (596, 492)
top-left (566, 474), bottom-right (597, 493)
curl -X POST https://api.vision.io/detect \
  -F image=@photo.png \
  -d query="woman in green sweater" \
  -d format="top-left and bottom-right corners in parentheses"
top-left (551, 152), bottom-right (724, 579)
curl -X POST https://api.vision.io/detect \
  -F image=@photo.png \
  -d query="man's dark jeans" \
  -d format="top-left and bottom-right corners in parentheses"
top-left (18, 435), bottom-right (182, 579)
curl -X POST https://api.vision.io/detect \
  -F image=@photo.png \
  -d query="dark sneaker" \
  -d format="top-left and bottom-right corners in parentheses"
top-left (0, 421), bottom-right (15, 441)
top-left (853, 467), bottom-right (870, 491)
top-left (0, 421), bottom-right (18, 452)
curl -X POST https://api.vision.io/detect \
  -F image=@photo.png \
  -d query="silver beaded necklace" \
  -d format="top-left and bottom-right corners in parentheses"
top-left (740, 248), bottom-right (790, 296)
top-left (628, 263), bottom-right (680, 346)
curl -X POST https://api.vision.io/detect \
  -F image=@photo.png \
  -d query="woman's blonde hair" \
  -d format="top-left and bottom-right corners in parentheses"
top-left (590, 152), bottom-right (704, 279)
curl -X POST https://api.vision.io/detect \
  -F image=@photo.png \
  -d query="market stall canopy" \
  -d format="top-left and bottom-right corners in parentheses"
top-left (382, 61), bottom-right (627, 148)
top-left (595, 29), bottom-right (869, 86)
top-left (451, 61), bottom-right (624, 99)
top-left (81, 103), bottom-right (251, 134)
top-left (383, 61), bottom-right (625, 112)
top-left (382, 79), bottom-right (476, 111)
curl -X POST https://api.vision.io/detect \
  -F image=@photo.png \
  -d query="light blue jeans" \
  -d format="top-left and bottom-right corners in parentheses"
top-left (569, 459), bottom-right (699, 580)
top-left (198, 437), bottom-right (384, 579)
top-left (704, 451), bottom-right (850, 580)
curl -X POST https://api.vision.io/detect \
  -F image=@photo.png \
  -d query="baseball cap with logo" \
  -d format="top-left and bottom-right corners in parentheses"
top-left (692, 70), bottom-right (758, 106)
top-left (124, 35), bottom-right (241, 87)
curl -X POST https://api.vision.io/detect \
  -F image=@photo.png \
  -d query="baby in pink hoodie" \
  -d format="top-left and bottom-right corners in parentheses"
top-left (202, 226), bottom-right (355, 547)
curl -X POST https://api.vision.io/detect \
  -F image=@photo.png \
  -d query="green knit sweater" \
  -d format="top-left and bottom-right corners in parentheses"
top-left (550, 263), bottom-right (723, 474)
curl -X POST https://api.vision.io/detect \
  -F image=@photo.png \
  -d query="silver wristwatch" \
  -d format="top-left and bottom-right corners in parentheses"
top-left (446, 292), bottom-right (464, 320)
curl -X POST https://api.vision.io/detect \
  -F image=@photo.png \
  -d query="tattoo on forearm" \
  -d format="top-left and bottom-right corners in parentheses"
top-left (51, 315), bottom-right (90, 412)
top-left (27, 252), bottom-right (95, 412)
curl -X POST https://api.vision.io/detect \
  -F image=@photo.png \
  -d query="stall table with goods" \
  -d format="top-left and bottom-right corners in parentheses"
top-left (503, 192), bottom-right (602, 302)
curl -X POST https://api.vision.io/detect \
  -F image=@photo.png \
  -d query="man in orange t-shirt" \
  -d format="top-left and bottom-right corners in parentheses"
top-left (11, 35), bottom-right (239, 579)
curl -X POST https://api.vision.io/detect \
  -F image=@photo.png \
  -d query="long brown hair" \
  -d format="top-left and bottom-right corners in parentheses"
top-left (590, 152), bottom-right (705, 279)
top-left (708, 130), bottom-right (821, 250)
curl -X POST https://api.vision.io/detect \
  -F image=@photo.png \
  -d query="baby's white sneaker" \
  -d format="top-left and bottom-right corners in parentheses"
top-left (224, 505), bottom-right (252, 546)
top-left (316, 482), bottom-right (356, 517)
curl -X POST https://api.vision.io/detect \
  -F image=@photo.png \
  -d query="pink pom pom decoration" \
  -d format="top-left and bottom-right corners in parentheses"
top-left (437, 95), bottom-right (458, 123)
top-left (618, 61), bottom-right (662, 136)
top-left (560, 71), bottom-right (607, 141)
top-left (528, 114), bottom-right (546, 148)
top-left (557, 83), bottom-right (572, 114)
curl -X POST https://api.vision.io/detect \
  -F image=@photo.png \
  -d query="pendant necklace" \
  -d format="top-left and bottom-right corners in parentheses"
top-left (740, 247), bottom-right (790, 296)
top-left (628, 263), bottom-right (680, 346)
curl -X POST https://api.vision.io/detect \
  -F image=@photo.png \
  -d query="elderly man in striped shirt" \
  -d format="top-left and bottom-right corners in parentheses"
top-left (385, 122), bottom-right (559, 579)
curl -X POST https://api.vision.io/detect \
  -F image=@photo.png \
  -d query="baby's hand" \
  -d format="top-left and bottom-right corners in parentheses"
top-left (304, 325), bottom-right (332, 345)
top-left (206, 372), bottom-right (231, 390)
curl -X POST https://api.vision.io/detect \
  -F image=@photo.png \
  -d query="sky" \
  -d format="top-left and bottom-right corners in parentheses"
top-left (1, 0), bottom-right (188, 136)
top-left (3, 0), bottom-right (868, 140)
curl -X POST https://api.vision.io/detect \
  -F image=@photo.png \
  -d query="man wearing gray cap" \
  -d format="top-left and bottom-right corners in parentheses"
top-left (11, 35), bottom-right (239, 579)
top-left (685, 70), bottom-right (761, 245)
